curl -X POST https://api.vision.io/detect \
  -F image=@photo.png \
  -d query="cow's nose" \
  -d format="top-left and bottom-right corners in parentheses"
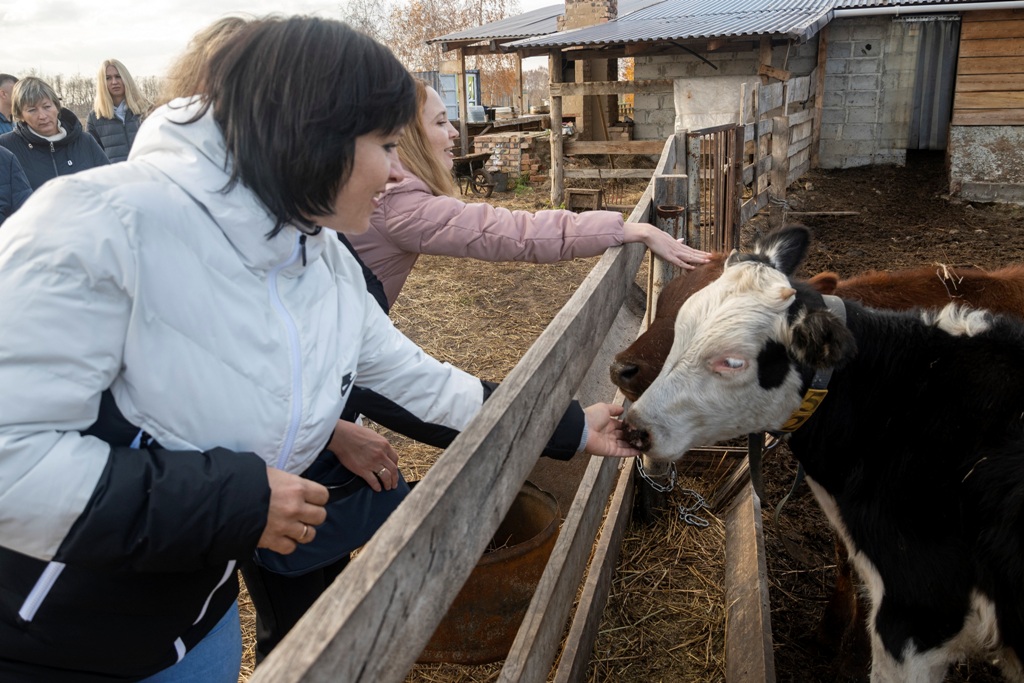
top-left (621, 421), bottom-right (651, 452)
top-left (610, 360), bottom-right (640, 389)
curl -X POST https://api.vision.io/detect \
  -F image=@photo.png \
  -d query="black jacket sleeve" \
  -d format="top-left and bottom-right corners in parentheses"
top-left (54, 390), bottom-right (268, 572)
top-left (345, 381), bottom-right (586, 460)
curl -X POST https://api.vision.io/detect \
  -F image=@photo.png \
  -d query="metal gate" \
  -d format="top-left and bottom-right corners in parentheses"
top-left (685, 123), bottom-right (743, 252)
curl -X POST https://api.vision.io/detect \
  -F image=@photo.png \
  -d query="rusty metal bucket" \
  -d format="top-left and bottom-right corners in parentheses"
top-left (417, 480), bottom-right (560, 664)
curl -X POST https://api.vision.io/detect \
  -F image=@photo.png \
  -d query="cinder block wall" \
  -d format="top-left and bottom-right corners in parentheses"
top-left (473, 131), bottom-right (551, 181)
top-left (818, 17), bottom-right (918, 168)
top-left (633, 42), bottom-right (817, 140)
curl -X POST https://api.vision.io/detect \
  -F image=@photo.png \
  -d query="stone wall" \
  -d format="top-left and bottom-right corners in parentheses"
top-left (473, 131), bottom-right (551, 182)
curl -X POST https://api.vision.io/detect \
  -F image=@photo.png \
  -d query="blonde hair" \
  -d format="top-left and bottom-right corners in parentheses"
top-left (397, 80), bottom-right (458, 197)
top-left (92, 59), bottom-right (149, 120)
top-left (11, 77), bottom-right (61, 121)
top-left (155, 16), bottom-right (250, 107)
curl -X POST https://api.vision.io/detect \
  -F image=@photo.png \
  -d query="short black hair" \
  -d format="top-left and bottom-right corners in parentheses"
top-left (194, 17), bottom-right (415, 236)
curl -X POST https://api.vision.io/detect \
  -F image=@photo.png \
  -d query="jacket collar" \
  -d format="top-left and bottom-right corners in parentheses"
top-left (130, 98), bottom-right (327, 275)
top-left (17, 108), bottom-right (82, 149)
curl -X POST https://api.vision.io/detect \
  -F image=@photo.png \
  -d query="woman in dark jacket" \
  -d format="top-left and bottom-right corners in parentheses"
top-left (87, 59), bottom-right (149, 162)
top-left (0, 146), bottom-right (29, 227)
top-left (0, 77), bottom-right (108, 191)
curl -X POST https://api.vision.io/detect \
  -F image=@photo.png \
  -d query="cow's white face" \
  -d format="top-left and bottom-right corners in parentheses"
top-left (625, 260), bottom-right (806, 461)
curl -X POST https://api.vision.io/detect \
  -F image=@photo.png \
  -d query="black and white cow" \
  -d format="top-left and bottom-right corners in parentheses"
top-left (624, 225), bottom-right (1024, 682)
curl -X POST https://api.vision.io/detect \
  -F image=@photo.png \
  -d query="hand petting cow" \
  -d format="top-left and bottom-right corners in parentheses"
top-left (621, 225), bottom-right (1024, 683)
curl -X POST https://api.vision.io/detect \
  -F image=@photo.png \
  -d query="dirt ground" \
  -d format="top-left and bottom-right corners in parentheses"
top-left (240, 151), bottom-right (1024, 682)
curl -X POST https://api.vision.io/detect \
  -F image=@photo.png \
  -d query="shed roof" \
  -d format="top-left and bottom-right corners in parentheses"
top-left (505, 0), bottom-right (1008, 50)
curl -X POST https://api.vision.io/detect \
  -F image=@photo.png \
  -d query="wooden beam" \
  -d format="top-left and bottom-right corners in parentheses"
top-left (957, 56), bottom-right (1024, 76)
top-left (811, 26), bottom-right (828, 169)
top-left (724, 482), bottom-right (776, 683)
top-left (564, 140), bottom-right (667, 155)
top-left (564, 168), bottom-right (656, 179)
top-left (552, 454), bottom-right (635, 683)
top-left (758, 63), bottom-right (791, 82)
top-left (550, 50), bottom-right (565, 208)
top-left (954, 90), bottom-right (1024, 109)
top-left (956, 73), bottom-right (1024, 92)
top-left (549, 78), bottom-right (674, 97)
top-left (958, 37), bottom-right (1024, 59)
top-left (952, 108), bottom-right (1024, 125)
top-left (759, 36), bottom-right (772, 85)
top-left (960, 17), bottom-right (1024, 40)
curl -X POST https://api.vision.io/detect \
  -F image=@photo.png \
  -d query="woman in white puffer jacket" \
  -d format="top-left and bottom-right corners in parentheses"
top-left (0, 17), bottom-right (638, 683)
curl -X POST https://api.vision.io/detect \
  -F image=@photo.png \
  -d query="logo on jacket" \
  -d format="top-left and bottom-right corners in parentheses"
top-left (340, 372), bottom-right (354, 396)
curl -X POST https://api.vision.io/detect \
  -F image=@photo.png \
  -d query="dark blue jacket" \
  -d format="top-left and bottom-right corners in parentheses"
top-left (0, 108), bottom-right (109, 191)
top-left (87, 107), bottom-right (143, 163)
top-left (0, 146), bottom-right (30, 226)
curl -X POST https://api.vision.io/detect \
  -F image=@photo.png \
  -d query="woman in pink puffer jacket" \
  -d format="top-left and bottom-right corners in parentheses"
top-left (347, 80), bottom-right (711, 308)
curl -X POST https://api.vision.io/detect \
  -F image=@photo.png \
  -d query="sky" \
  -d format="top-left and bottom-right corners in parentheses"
top-left (0, 0), bottom-right (558, 80)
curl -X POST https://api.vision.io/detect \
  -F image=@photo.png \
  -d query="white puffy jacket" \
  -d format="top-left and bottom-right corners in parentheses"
top-left (0, 101), bottom-right (483, 681)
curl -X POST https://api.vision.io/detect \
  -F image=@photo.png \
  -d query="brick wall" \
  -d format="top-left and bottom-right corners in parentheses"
top-left (473, 131), bottom-right (551, 182)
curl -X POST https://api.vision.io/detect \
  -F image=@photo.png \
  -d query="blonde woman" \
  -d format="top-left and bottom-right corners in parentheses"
top-left (87, 59), bottom-right (150, 162)
top-left (347, 80), bottom-right (712, 307)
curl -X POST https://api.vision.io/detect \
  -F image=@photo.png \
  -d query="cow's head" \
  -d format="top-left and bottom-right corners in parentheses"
top-left (623, 225), bottom-right (856, 461)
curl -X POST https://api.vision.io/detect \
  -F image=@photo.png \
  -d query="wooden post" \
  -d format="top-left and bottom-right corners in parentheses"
top-left (549, 50), bottom-right (565, 207)
top-left (759, 36), bottom-right (773, 85)
top-left (517, 53), bottom-right (524, 116)
top-left (769, 114), bottom-right (791, 229)
top-left (459, 48), bottom-right (470, 156)
top-left (811, 25), bottom-right (828, 169)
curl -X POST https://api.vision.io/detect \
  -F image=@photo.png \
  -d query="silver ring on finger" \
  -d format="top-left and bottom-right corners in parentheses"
top-left (299, 523), bottom-right (309, 541)
top-left (378, 467), bottom-right (387, 477)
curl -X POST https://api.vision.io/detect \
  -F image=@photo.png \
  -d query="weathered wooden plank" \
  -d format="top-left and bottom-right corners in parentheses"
top-left (724, 482), bottom-right (776, 683)
top-left (958, 56), bottom-right (1024, 75)
top-left (770, 114), bottom-right (790, 229)
top-left (564, 168), bottom-right (655, 179)
top-left (741, 155), bottom-right (773, 187)
top-left (250, 239), bottom-right (647, 683)
top-left (963, 8), bottom-right (1024, 23)
top-left (553, 453), bottom-right (636, 683)
top-left (788, 134), bottom-right (812, 156)
top-left (786, 75), bottom-right (811, 105)
top-left (812, 29), bottom-right (828, 169)
top-left (502, 452), bottom-right (625, 682)
top-left (743, 118), bottom-right (774, 143)
top-left (787, 108), bottom-right (813, 127)
top-left (952, 108), bottom-right (1024, 125)
top-left (550, 51), bottom-right (565, 208)
top-left (961, 18), bottom-right (1024, 41)
top-left (564, 140), bottom-right (667, 155)
top-left (740, 190), bottom-right (769, 224)
top-left (759, 63), bottom-right (791, 82)
top-left (787, 159), bottom-right (810, 188)
top-left (956, 73), bottom-right (1024, 92)
top-left (549, 79), bottom-right (675, 97)
top-left (760, 82), bottom-right (785, 115)
top-left (959, 37), bottom-right (1024, 59)
top-left (954, 90), bottom-right (1024, 109)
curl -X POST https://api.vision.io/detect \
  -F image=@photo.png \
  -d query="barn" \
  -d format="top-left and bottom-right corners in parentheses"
top-left (485, 0), bottom-right (1024, 205)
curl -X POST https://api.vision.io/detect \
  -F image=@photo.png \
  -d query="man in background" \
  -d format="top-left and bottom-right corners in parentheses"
top-left (0, 75), bottom-right (17, 135)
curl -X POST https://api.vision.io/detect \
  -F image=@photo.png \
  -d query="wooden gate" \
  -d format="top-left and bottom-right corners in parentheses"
top-left (685, 123), bottom-right (742, 253)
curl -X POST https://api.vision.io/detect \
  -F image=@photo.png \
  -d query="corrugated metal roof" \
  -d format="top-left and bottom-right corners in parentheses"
top-left (428, 0), bottom-right (665, 44)
top-left (506, 0), bottom-right (1011, 49)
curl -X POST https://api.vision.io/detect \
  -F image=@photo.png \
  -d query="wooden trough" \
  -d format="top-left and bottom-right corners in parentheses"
top-left (248, 132), bottom-right (777, 683)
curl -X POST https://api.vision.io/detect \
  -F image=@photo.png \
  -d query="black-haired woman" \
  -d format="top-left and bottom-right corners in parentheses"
top-left (0, 16), bottom-right (636, 682)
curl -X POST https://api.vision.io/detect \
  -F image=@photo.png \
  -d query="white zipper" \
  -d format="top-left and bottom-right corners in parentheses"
top-left (18, 561), bottom-right (65, 622)
top-left (268, 234), bottom-right (304, 471)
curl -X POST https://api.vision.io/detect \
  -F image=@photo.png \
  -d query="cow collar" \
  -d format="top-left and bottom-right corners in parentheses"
top-left (775, 294), bottom-right (847, 434)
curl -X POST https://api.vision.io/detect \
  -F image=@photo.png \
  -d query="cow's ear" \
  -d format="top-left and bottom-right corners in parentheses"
top-left (808, 272), bottom-right (839, 295)
top-left (757, 225), bottom-right (810, 275)
top-left (789, 309), bottom-right (857, 369)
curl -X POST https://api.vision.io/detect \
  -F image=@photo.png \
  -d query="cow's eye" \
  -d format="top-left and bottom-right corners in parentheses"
top-left (711, 356), bottom-right (748, 374)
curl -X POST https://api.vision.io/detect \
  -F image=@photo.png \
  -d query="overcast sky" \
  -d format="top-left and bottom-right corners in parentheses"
top-left (0, 0), bottom-right (556, 80)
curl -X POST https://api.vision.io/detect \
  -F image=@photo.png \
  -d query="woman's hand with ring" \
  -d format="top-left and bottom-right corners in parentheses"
top-left (327, 419), bottom-right (399, 492)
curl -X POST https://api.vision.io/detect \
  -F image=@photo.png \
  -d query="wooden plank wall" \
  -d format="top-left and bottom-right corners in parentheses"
top-left (953, 9), bottom-right (1024, 125)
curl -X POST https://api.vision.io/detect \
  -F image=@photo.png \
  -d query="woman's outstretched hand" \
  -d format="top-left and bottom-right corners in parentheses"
top-left (582, 403), bottom-right (641, 458)
top-left (624, 222), bottom-right (713, 270)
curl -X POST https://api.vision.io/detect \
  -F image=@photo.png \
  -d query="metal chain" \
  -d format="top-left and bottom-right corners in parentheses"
top-left (635, 458), bottom-right (677, 493)
top-left (678, 488), bottom-right (709, 528)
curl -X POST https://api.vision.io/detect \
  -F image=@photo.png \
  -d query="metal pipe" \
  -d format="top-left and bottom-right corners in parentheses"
top-left (834, 1), bottom-right (1024, 17)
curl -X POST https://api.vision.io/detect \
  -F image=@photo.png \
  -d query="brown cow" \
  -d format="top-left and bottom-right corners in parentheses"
top-left (613, 254), bottom-right (1024, 672)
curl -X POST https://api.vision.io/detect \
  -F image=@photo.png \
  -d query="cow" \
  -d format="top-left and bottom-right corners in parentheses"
top-left (612, 255), bottom-right (1024, 402)
top-left (623, 225), bottom-right (1024, 682)
top-left (614, 244), bottom-right (1024, 667)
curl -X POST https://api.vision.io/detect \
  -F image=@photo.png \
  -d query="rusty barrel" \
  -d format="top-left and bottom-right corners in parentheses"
top-left (418, 480), bottom-right (560, 664)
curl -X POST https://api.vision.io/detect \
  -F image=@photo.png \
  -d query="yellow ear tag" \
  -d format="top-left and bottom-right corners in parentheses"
top-left (778, 388), bottom-right (828, 432)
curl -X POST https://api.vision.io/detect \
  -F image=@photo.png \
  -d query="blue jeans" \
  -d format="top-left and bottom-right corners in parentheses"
top-left (138, 602), bottom-right (241, 683)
